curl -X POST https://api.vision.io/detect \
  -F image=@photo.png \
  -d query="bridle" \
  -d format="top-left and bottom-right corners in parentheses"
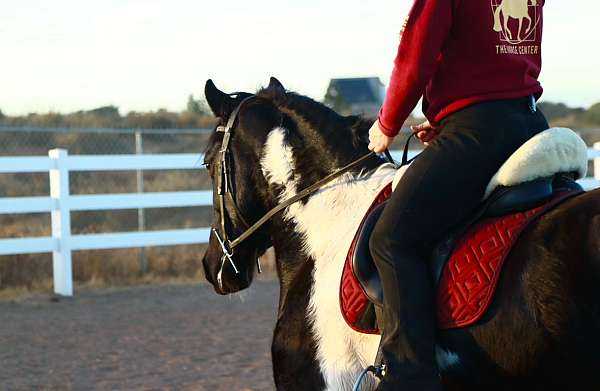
top-left (212, 95), bottom-right (256, 285)
top-left (210, 94), bottom-right (415, 287)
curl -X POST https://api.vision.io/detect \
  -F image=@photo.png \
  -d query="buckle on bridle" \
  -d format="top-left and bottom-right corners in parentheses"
top-left (212, 228), bottom-right (239, 274)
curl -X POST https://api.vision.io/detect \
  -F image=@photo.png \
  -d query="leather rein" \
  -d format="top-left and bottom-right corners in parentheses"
top-left (211, 95), bottom-right (413, 281)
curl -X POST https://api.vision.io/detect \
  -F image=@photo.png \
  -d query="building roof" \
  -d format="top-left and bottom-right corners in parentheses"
top-left (327, 77), bottom-right (384, 105)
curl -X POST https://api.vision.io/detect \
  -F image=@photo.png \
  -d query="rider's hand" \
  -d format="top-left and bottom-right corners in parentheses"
top-left (411, 120), bottom-right (440, 146)
top-left (368, 120), bottom-right (395, 153)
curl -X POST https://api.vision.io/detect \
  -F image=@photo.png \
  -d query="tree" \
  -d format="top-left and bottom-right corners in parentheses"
top-left (537, 102), bottom-right (572, 121)
top-left (187, 94), bottom-right (203, 114)
top-left (0, 109), bottom-right (4, 120)
top-left (584, 102), bottom-right (600, 126)
top-left (87, 105), bottom-right (120, 117)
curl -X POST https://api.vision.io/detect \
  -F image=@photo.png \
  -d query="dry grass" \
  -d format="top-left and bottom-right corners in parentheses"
top-left (0, 244), bottom-right (278, 299)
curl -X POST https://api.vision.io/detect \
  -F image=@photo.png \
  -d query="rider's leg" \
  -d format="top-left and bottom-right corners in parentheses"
top-left (369, 97), bottom-right (548, 390)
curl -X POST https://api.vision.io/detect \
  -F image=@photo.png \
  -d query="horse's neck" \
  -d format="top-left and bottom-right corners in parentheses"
top-left (261, 125), bottom-right (395, 266)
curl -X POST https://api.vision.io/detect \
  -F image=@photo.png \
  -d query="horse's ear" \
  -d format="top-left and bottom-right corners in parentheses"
top-left (205, 79), bottom-right (234, 117)
top-left (268, 77), bottom-right (285, 94)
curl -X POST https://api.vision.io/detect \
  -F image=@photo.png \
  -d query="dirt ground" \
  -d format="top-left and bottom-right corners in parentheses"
top-left (0, 281), bottom-right (280, 391)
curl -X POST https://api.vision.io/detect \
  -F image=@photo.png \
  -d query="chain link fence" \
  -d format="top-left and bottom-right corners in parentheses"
top-left (0, 126), bottom-right (214, 156)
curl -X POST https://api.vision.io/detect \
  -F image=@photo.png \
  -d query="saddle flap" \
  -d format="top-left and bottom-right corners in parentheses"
top-left (484, 176), bottom-right (553, 217)
top-left (351, 202), bottom-right (386, 306)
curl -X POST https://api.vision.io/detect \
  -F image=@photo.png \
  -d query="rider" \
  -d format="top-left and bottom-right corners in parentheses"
top-left (367, 0), bottom-right (548, 389)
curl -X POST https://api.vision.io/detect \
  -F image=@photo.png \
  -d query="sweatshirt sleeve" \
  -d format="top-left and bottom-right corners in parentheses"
top-left (377, 0), bottom-right (453, 137)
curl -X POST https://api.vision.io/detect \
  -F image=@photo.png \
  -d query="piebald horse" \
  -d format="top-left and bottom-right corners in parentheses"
top-left (201, 78), bottom-right (600, 391)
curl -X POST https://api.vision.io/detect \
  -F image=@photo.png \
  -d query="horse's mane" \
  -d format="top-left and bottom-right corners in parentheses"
top-left (203, 86), bottom-right (378, 174)
top-left (255, 87), bottom-right (372, 153)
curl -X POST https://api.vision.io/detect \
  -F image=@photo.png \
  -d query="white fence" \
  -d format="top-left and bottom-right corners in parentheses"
top-left (0, 149), bottom-right (211, 296)
top-left (1, 144), bottom-right (600, 296)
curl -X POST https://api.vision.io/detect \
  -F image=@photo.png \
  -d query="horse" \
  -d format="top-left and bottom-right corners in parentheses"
top-left (493, 0), bottom-right (538, 43)
top-left (201, 78), bottom-right (600, 390)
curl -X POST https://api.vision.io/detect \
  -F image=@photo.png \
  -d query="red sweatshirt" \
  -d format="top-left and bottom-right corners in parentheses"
top-left (378, 0), bottom-right (544, 137)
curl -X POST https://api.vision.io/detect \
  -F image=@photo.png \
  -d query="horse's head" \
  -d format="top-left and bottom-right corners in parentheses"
top-left (201, 77), bottom-right (380, 295)
top-left (201, 78), bottom-right (285, 294)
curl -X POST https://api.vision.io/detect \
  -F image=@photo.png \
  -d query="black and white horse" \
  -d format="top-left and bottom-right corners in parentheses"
top-left (201, 78), bottom-right (600, 390)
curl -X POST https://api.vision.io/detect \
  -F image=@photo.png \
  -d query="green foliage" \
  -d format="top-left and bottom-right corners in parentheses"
top-left (187, 94), bottom-right (202, 114)
top-left (0, 109), bottom-right (4, 119)
top-left (186, 94), bottom-right (210, 116)
top-left (583, 103), bottom-right (600, 126)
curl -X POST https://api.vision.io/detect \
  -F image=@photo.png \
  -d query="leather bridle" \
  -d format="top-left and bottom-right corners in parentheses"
top-left (210, 94), bottom-right (412, 287)
top-left (212, 95), bottom-right (256, 284)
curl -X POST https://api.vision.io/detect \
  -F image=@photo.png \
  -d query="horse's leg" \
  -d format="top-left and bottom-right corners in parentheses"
top-left (524, 15), bottom-right (532, 35)
top-left (517, 18), bottom-right (523, 41)
top-left (271, 263), bottom-right (325, 391)
top-left (272, 318), bottom-right (325, 391)
top-left (504, 15), bottom-right (512, 40)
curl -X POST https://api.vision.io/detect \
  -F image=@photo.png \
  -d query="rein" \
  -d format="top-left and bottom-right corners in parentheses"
top-left (212, 95), bottom-right (414, 283)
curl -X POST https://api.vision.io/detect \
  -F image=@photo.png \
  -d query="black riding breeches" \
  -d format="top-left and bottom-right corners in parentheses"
top-left (368, 96), bottom-right (549, 390)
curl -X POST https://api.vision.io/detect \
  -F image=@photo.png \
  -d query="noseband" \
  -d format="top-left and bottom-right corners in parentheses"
top-left (212, 94), bottom-right (411, 287)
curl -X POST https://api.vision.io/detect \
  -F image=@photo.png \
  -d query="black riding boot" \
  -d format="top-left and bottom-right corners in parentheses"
top-left (370, 243), bottom-right (443, 391)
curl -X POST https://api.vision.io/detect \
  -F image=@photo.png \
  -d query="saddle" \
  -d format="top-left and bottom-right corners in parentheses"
top-left (340, 127), bottom-right (589, 334)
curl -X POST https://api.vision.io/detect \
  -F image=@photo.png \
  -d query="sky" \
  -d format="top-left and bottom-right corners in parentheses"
top-left (1, 0), bottom-right (599, 116)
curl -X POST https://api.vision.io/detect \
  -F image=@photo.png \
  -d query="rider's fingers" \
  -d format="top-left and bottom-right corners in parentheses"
top-left (411, 121), bottom-right (432, 132)
top-left (422, 131), bottom-right (437, 141)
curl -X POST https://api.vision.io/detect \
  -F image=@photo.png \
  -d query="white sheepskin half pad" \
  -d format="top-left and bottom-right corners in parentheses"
top-left (484, 127), bottom-right (588, 198)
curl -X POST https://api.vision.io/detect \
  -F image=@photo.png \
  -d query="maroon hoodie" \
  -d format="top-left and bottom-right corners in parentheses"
top-left (378, 0), bottom-right (544, 136)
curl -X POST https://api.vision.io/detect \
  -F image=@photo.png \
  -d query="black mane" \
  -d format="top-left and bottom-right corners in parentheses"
top-left (256, 87), bottom-right (374, 153)
top-left (203, 86), bottom-right (383, 182)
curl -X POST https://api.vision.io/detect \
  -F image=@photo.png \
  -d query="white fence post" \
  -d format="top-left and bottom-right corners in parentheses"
top-left (49, 149), bottom-right (73, 296)
top-left (595, 142), bottom-right (600, 182)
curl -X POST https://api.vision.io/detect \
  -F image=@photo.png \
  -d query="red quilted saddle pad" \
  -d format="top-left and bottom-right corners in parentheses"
top-left (340, 186), bottom-right (576, 333)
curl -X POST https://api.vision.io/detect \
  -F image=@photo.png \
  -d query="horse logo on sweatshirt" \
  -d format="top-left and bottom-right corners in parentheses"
top-left (492, 0), bottom-right (540, 45)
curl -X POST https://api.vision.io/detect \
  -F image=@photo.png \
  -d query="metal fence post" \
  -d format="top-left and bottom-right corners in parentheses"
top-left (49, 148), bottom-right (73, 296)
top-left (595, 142), bottom-right (600, 183)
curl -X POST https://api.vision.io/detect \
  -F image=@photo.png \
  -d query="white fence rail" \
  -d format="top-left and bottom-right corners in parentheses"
top-left (0, 149), bottom-right (210, 296)
top-left (1, 144), bottom-right (600, 296)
